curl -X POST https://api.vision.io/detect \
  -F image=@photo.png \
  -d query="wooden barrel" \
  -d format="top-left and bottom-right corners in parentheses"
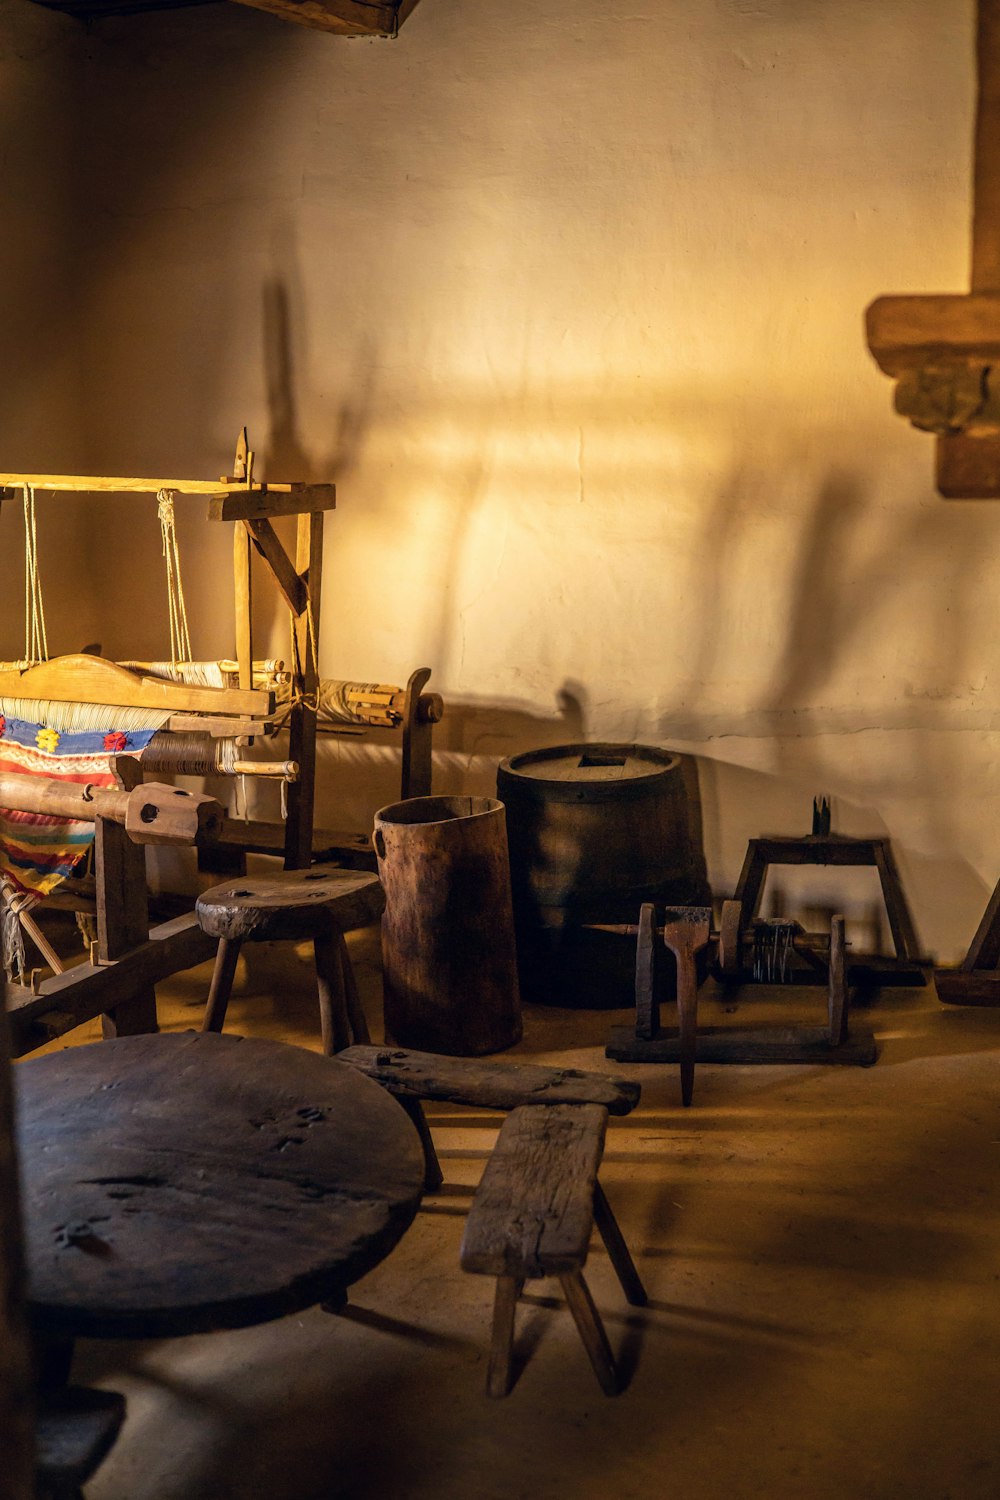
top-left (497, 743), bottom-right (709, 1006)
top-left (373, 796), bottom-right (522, 1055)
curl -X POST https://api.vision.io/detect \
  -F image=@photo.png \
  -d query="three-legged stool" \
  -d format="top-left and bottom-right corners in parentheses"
top-left (196, 867), bottom-right (384, 1053)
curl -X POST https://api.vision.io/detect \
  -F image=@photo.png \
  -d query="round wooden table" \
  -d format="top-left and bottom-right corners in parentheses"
top-left (16, 1031), bottom-right (424, 1341)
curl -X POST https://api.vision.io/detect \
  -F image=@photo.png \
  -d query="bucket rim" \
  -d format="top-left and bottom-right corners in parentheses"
top-left (374, 794), bottom-right (505, 828)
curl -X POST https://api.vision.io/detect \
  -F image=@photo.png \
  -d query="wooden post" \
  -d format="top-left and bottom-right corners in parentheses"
top-left (234, 521), bottom-right (253, 691)
top-left (284, 511), bottom-right (323, 870)
top-left (98, 755), bottom-right (157, 1038)
top-left (0, 991), bottom-right (35, 1499)
top-left (935, 0), bottom-right (1000, 490)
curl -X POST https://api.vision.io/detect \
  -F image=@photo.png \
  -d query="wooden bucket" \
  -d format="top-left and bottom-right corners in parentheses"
top-left (497, 743), bottom-right (709, 1006)
top-left (373, 795), bottom-right (522, 1056)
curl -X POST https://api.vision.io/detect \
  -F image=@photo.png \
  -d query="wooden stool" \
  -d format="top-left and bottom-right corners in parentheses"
top-left (196, 867), bottom-right (385, 1053)
top-left (338, 1044), bottom-right (641, 1190)
top-left (460, 1103), bottom-right (646, 1397)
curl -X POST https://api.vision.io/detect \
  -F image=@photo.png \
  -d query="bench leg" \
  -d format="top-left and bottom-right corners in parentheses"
top-left (592, 1181), bottom-right (647, 1307)
top-left (397, 1095), bottom-right (444, 1191)
top-left (487, 1275), bottom-right (522, 1398)
top-left (560, 1271), bottom-right (620, 1396)
top-left (338, 932), bottom-right (371, 1045)
top-left (201, 938), bottom-right (242, 1034)
top-left (315, 931), bottom-right (352, 1054)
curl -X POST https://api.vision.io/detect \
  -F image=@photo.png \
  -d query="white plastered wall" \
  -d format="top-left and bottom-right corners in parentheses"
top-left (2, 0), bottom-right (995, 960)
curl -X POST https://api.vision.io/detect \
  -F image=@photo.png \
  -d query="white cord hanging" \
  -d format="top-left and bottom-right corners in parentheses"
top-left (23, 485), bottom-right (48, 664)
top-left (157, 489), bottom-right (192, 667)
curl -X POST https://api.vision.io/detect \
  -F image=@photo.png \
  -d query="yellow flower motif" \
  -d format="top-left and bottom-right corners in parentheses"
top-left (36, 727), bottom-right (60, 754)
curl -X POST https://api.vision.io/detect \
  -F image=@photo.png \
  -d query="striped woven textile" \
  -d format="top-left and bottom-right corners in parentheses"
top-left (0, 715), bottom-right (159, 903)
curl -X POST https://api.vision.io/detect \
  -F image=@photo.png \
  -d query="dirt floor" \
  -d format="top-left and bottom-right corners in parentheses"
top-left (29, 929), bottom-right (1000, 1500)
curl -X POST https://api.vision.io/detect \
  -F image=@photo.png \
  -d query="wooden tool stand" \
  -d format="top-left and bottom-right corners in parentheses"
top-left (606, 901), bottom-right (877, 1106)
top-left (4, 757), bottom-right (222, 1057)
top-left (727, 835), bottom-right (925, 986)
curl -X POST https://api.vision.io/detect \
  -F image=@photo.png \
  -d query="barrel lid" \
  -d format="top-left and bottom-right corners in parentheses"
top-left (498, 743), bottom-right (680, 802)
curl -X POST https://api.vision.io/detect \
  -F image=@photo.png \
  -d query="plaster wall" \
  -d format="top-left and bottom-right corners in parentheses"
top-left (1, 0), bottom-right (993, 960)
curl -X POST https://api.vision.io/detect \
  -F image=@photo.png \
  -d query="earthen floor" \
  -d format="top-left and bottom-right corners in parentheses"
top-left (32, 930), bottom-right (1000, 1500)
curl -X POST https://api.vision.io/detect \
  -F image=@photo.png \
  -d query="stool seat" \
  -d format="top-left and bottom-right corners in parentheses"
top-left (196, 865), bottom-right (383, 1054)
top-left (196, 867), bottom-right (385, 943)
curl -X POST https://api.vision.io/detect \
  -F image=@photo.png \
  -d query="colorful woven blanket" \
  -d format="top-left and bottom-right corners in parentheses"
top-left (0, 715), bottom-right (159, 903)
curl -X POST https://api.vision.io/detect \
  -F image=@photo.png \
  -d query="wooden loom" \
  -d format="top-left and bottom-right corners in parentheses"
top-left (0, 431), bottom-right (441, 1048)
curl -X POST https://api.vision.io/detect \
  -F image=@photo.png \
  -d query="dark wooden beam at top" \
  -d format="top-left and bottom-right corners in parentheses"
top-left (228, 0), bottom-right (412, 34)
top-left (20, 0), bottom-right (420, 33)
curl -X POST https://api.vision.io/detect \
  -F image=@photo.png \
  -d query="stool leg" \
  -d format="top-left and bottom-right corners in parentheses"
top-left (487, 1275), bottom-right (522, 1398)
top-left (338, 932), bottom-right (371, 1045)
top-left (592, 1180), bottom-right (647, 1307)
top-left (201, 938), bottom-right (242, 1034)
top-left (315, 931), bottom-right (351, 1054)
top-left (560, 1271), bottom-right (620, 1396)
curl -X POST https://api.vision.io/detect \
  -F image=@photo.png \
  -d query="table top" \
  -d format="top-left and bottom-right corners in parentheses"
top-left (16, 1031), bottom-right (424, 1340)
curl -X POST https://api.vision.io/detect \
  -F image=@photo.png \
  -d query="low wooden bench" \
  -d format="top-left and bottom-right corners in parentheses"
top-left (459, 1103), bottom-right (645, 1397)
top-left (337, 1045), bottom-right (641, 1190)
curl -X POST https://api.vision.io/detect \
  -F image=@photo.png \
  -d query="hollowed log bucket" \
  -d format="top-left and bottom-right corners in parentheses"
top-left (373, 795), bottom-right (522, 1055)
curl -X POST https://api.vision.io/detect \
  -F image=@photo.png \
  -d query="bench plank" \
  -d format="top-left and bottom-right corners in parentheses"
top-left (460, 1104), bottom-right (607, 1278)
top-left (339, 1046), bottom-right (640, 1116)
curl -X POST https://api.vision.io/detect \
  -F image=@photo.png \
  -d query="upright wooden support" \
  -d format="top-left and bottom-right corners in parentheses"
top-left (0, 995), bottom-right (35, 1500)
top-left (234, 522), bottom-right (253, 692)
top-left (97, 756), bottom-right (157, 1039)
top-left (285, 512), bottom-right (323, 870)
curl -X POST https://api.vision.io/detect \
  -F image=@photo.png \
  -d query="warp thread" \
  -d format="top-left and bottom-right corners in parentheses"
top-left (157, 489), bottom-right (193, 667)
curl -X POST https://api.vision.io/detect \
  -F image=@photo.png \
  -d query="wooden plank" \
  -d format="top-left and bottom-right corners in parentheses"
top-left (165, 714), bottom-right (273, 736)
top-left (339, 1044), bottom-right (641, 1116)
top-left (0, 655), bottom-right (272, 717)
top-left (751, 837), bottom-right (879, 867)
top-left (865, 294), bottom-right (1000, 374)
top-left (209, 486), bottom-right (336, 523)
top-left (0, 474), bottom-right (325, 497)
top-left (97, 758), bottom-right (156, 1038)
top-left (606, 1023), bottom-right (877, 1066)
top-left (934, 967), bottom-right (1000, 1005)
top-left (460, 1104), bottom-right (606, 1278)
top-left (244, 520), bottom-right (308, 617)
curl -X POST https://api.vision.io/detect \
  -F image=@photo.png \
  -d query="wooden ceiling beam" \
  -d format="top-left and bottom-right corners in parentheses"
top-left (227, 0), bottom-right (411, 34)
top-left (20, 0), bottom-right (419, 33)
